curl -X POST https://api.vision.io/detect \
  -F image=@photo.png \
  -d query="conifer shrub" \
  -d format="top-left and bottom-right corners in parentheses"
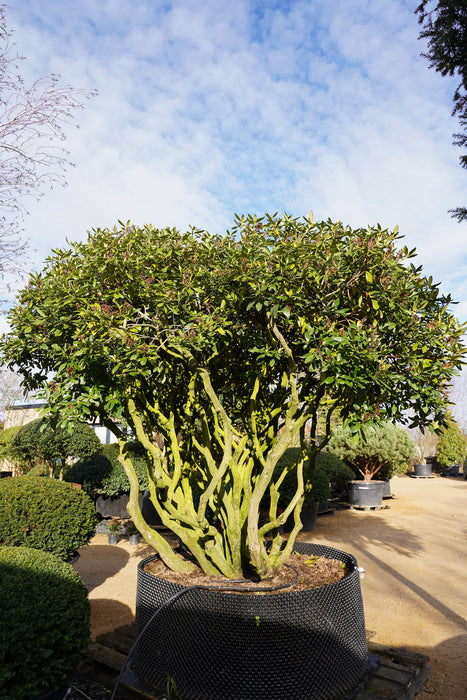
top-left (0, 546), bottom-right (90, 699)
top-left (327, 422), bottom-right (416, 481)
top-left (0, 477), bottom-right (97, 560)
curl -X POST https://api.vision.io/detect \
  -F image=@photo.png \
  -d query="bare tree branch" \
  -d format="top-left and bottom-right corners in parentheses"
top-left (0, 4), bottom-right (97, 300)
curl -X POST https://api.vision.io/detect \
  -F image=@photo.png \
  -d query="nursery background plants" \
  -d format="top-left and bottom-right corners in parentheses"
top-left (0, 546), bottom-right (90, 699)
top-left (326, 422), bottom-right (417, 481)
top-left (0, 476), bottom-right (97, 560)
top-left (9, 416), bottom-right (102, 477)
top-left (436, 418), bottom-right (466, 467)
top-left (2, 214), bottom-right (465, 578)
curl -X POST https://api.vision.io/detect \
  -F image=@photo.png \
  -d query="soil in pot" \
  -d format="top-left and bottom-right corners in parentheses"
top-left (134, 542), bottom-right (368, 700)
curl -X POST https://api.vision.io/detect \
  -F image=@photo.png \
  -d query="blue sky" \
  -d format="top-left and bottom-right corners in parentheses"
top-left (6, 0), bottom-right (467, 322)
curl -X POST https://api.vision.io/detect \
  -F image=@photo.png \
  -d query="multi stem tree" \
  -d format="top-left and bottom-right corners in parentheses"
top-left (2, 214), bottom-right (465, 578)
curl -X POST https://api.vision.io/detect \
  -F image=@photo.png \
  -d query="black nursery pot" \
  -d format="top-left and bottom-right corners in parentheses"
top-left (134, 542), bottom-right (368, 700)
top-left (284, 500), bottom-right (319, 532)
top-left (414, 463), bottom-right (432, 477)
top-left (348, 480), bottom-right (384, 507)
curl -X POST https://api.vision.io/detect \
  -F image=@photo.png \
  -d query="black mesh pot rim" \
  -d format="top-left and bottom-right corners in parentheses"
top-left (137, 541), bottom-right (359, 597)
top-left (134, 542), bottom-right (368, 699)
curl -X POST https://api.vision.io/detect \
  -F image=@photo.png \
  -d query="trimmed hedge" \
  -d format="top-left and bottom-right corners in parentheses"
top-left (0, 546), bottom-right (90, 699)
top-left (0, 477), bottom-right (97, 560)
top-left (65, 441), bottom-right (149, 495)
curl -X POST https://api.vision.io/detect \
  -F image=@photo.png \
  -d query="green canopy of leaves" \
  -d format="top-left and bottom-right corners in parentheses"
top-left (326, 422), bottom-right (417, 481)
top-left (1, 214), bottom-right (465, 577)
top-left (12, 416), bottom-right (102, 477)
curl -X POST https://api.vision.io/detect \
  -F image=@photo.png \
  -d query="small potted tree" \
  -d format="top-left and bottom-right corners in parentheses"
top-left (3, 215), bottom-right (465, 699)
top-left (65, 441), bottom-right (151, 518)
top-left (125, 518), bottom-right (140, 545)
top-left (327, 422), bottom-right (417, 507)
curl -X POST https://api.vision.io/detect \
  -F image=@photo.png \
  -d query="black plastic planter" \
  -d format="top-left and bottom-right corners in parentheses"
top-left (95, 493), bottom-right (131, 518)
top-left (134, 542), bottom-right (368, 700)
top-left (141, 490), bottom-right (164, 527)
top-left (382, 479), bottom-right (391, 499)
top-left (444, 464), bottom-right (460, 477)
top-left (348, 480), bottom-right (384, 507)
top-left (414, 463), bottom-right (432, 477)
top-left (284, 501), bottom-right (319, 532)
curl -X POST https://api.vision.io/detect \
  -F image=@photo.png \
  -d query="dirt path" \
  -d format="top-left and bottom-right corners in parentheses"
top-left (73, 474), bottom-right (466, 699)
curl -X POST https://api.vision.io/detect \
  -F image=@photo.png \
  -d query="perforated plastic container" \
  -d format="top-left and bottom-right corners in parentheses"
top-left (134, 542), bottom-right (368, 699)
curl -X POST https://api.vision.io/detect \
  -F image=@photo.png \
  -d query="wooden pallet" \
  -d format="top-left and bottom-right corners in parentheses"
top-left (342, 502), bottom-right (391, 511)
top-left (78, 624), bottom-right (431, 699)
top-left (361, 642), bottom-right (432, 699)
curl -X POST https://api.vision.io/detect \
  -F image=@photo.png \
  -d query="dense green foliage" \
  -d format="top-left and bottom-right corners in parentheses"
top-left (436, 419), bottom-right (466, 466)
top-left (327, 422), bottom-right (417, 481)
top-left (416, 1), bottom-right (467, 221)
top-left (313, 450), bottom-right (355, 486)
top-left (2, 216), bottom-right (465, 577)
top-left (273, 448), bottom-right (337, 505)
top-left (0, 546), bottom-right (90, 699)
top-left (0, 476), bottom-right (97, 559)
top-left (12, 416), bottom-right (102, 478)
top-left (0, 425), bottom-right (22, 469)
top-left (65, 441), bottom-right (149, 495)
top-left (25, 462), bottom-right (49, 477)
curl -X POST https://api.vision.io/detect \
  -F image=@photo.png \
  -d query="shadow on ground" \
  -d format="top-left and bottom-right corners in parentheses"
top-left (297, 509), bottom-right (423, 558)
top-left (74, 544), bottom-right (130, 593)
top-left (89, 599), bottom-right (134, 637)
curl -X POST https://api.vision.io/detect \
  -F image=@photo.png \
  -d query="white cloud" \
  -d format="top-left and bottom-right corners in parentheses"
top-left (5, 0), bottom-right (467, 321)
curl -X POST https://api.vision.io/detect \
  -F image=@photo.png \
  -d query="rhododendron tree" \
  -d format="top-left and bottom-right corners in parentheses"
top-left (2, 214), bottom-right (465, 577)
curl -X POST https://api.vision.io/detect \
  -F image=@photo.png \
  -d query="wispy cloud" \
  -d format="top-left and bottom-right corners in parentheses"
top-left (7, 0), bottom-right (467, 320)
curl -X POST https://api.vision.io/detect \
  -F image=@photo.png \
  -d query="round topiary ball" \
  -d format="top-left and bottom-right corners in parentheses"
top-left (0, 546), bottom-right (90, 699)
top-left (0, 476), bottom-right (97, 560)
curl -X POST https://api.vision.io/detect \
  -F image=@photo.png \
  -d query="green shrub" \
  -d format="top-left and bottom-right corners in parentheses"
top-left (327, 422), bottom-right (416, 481)
top-left (12, 417), bottom-right (103, 478)
top-left (0, 477), bottom-right (97, 560)
top-left (25, 463), bottom-right (49, 477)
top-left (314, 450), bottom-right (354, 485)
top-left (64, 452), bottom-right (112, 493)
top-left (274, 448), bottom-right (331, 506)
top-left (0, 425), bottom-right (25, 472)
top-left (65, 441), bottom-right (149, 495)
top-left (0, 546), bottom-right (90, 699)
top-left (436, 420), bottom-right (466, 467)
